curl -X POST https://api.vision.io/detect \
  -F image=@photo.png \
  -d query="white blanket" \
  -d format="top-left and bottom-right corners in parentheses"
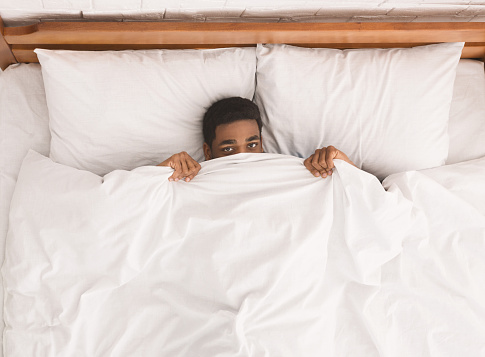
top-left (3, 151), bottom-right (485, 356)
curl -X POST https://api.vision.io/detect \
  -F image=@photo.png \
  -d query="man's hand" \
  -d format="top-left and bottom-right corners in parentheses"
top-left (157, 151), bottom-right (201, 182)
top-left (304, 146), bottom-right (355, 178)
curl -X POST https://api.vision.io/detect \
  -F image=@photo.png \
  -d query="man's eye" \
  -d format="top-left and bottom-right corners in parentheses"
top-left (248, 143), bottom-right (258, 148)
top-left (222, 147), bottom-right (233, 152)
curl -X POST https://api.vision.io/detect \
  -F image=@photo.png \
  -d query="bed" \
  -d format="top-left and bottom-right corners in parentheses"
top-left (1, 17), bottom-right (485, 356)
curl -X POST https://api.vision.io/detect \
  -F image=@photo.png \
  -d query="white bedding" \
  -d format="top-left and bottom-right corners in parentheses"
top-left (0, 64), bottom-right (50, 357)
top-left (1, 59), bottom-right (485, 357)
top-left (3, 151), bottom-right (485, 356)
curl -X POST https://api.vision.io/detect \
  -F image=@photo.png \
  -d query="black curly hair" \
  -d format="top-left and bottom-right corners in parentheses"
top-left (202, 97), bottom-right (262, 147)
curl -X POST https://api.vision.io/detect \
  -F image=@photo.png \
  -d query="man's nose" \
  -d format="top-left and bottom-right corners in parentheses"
top-left (239, 147), bottom-right (251, 153)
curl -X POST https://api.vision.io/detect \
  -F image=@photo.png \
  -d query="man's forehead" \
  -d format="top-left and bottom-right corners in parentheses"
top-left (215, 119), bottom-right (259, 130)
top-left (214, 120), bottom-right (260, 143)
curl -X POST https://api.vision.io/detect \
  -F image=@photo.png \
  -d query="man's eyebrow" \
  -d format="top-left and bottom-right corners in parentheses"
top-left (218, 139), bottom-right (237, 146)
top-left (246, 135), bottom-right (260, 142)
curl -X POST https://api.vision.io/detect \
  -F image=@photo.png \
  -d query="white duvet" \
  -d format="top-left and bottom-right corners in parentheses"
top-left (3, 151), bottom-right (485, 356)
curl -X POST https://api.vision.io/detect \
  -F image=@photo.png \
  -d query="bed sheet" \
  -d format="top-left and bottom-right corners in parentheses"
top-left (3, 151), bottom-right (485, 356)
top-left (1, 60), bottom-right (485, 356)
top-left (0, 63), bottom-right (50, 243)
top-left (0, 64), bottom-right (50, 357)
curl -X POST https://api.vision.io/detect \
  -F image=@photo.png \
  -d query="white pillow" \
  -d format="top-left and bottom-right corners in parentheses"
top-left (0, 63), bottom-right (51, 356)
top-left (35, 48), bottom-right (256, 175)
top-left (0, 63), bottom-right (50, 262)
top-left (447, 59), bottom-right (485, 165)
top-left (255, 42), bottom-right (464, 180)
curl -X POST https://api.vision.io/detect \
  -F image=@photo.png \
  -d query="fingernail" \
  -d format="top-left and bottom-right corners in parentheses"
top-left (322, 173), bottom-right (327, 178)
top-left (175, 178), bottom-right (179, 182)
top-left (186, 178), bottom-right (190, 182)
top-left (314, 172), bottom-right (320, 177)
top-left (168, 178), bottom-right (174, 182)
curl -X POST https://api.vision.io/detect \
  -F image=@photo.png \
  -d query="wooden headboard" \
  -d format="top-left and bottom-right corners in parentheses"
top-left (1, 16), bottom-right (485, 71)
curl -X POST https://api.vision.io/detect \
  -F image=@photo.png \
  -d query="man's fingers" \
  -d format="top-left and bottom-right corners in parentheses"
top-left (185, 173), bottom-right (197, 182)
top-left (311, 149), bottom-right (326, 173)
top-left (304, 148), bottom-right (337, 179)
top-left (186, 158), bottom-right (199, 174)
top-left (168, 160), bottom-right (183, 181)
top-left (184, 160), bottom-right (201, 182)
top-left (180, 157), bottom-right (191, 178)
top-left (325, 146), bottom-right (338, 172)
top-left (304, 155), bottom-right (321, 177)
top-left (304, 145), bottom-right (354, 178)
top-left (161, 152), bottom-right (201, 182)
top-left (169, 154), bottom-right (187, 181)
top-left (314, 148), bottom-right (333, 178)
top-left (167, 153), bottom-right (202, 182)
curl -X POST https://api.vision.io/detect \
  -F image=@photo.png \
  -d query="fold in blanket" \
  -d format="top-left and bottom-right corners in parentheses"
top-left (3, 151), bottom-right (484, 356)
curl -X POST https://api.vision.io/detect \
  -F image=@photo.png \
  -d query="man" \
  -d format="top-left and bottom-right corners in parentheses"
top-left (158, 97), bottom-right (355, 182)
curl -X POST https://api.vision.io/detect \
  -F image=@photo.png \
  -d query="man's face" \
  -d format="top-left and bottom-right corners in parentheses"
top-left (204, 119), bottom-right (262, 160)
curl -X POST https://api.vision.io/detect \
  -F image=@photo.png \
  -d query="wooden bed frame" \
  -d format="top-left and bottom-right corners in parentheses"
top-left (1, 16), bottom-right (485, 71)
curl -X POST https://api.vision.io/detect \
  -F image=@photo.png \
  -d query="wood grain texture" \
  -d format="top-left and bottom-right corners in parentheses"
top-left (4, 22), bottom-right (485, 44)
top-left (0, 16), bottom-right (18, 70)
top-left (1, 21), bottom-right (485, 69)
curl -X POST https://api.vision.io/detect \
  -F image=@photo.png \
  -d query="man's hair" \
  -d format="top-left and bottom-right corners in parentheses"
top-left (203, 97), bottom-right (263, 147)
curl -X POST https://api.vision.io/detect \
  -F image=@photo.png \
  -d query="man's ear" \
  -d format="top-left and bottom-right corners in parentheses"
top-left (260, 133), bottom-right (264, 153)
top-left (203, 142), bottom-right (212, 161)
